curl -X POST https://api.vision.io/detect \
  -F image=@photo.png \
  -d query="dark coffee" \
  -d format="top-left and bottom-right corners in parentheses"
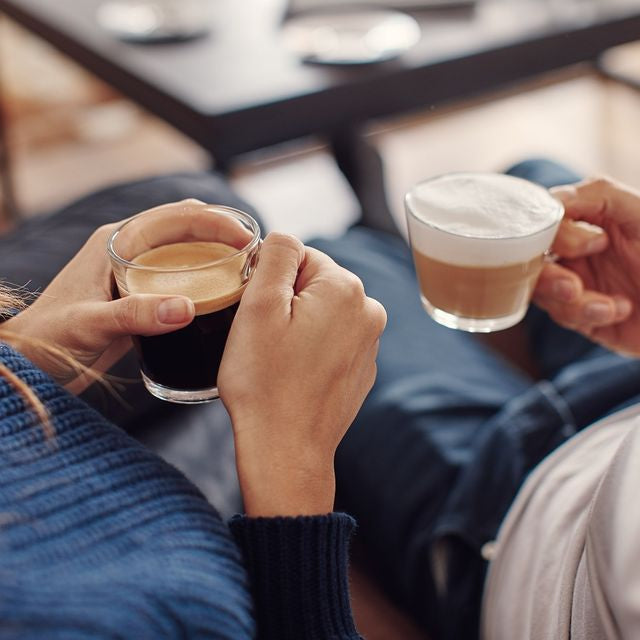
top-left (124, 241), bottom-right (247, 392)
top-left (132, 300), bottom-right (240, 390)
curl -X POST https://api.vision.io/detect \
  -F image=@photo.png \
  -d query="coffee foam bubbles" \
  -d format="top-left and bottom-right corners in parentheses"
top-left (406, 173), bottom-right (563, 266)
top-left (125, 241), bottom-right (246, 315)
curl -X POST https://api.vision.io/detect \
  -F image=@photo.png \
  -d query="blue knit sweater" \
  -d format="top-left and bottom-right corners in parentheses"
top-left (0, 344), bottom-right (361, 639)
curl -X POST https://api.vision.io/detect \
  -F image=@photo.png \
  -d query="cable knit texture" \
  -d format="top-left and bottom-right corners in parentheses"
top-left (0, 344), bottom-right (360, 639)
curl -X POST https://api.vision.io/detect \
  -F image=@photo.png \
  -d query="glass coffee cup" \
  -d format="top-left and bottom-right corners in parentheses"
top-left (108, 201), bottom-right (261, 403)
top-left (405, 172), bottom-right (563, 332)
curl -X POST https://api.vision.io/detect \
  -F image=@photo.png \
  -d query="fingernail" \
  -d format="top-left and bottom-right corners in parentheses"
top-left (550, 185), bottom-right (577, 201)
top-left (157, 298), bottom-right (194, 324)
top-left (615, 297), bottom-right (632, 317)
top-left (552, 279), bottom-right (577, 301)
top-left (586, 235), bottom-right (607, 252)
top-left (584, 301), bottom-right (612, 323)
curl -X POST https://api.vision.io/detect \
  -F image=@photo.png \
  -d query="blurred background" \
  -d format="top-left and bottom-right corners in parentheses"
top-left (2, 2), bottom-right (640, 638)
top-left (2, 2), bottom-right (640, 239)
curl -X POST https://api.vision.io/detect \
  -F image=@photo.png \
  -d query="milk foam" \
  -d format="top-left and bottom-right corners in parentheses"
top-left (125, 241), bottom-right (246, 315)
top-left (406, 173), bottom-right (563, 266)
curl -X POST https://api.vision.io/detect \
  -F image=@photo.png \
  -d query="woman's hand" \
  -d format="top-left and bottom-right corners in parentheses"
top-left (218, 233), bottom-right (387, 517)
top-left (2, 215), bottom-right (196, 392)
top-left (533, 177), bottom-right (640, 355)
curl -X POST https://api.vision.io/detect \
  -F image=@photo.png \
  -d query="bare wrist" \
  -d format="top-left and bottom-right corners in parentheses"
top-left (235, 447), bottom-right (336, 517)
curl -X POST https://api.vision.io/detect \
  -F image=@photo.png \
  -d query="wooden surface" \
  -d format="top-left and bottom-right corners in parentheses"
top-left (2, 0), bottom-right (640, 165)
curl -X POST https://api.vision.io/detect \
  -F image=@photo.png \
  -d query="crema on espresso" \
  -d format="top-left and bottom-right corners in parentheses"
top-left (126, 241), bottom-right (246, 314)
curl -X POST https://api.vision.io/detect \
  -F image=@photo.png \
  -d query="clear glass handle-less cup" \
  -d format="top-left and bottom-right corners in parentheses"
top-left (405, 172), bottom-right (564, 333)
top-left (108, 201), bottom-right (261, 403)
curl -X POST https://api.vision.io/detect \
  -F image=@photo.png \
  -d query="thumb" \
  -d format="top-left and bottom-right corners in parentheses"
top-left (242, 232), bottom-right (305, 308)
top-left (89, 294), bottom-right (195, 340)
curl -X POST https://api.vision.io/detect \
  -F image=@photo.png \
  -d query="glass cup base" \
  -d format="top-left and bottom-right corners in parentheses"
top-left (420, 295), bottom-right (527, 333)
top-left (142, 372), bottom-right (219, 404)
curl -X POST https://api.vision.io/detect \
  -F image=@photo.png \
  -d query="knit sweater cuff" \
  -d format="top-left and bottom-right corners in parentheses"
top-left (229, 512), bottom-right (362, 640)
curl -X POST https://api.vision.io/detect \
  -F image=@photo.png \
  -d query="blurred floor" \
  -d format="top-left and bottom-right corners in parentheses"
top-left (3, 16), bottom-right (640, 640)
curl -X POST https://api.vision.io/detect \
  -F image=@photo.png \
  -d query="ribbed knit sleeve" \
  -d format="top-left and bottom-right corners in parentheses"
top-left (0, 344), bottom-right (254, 639)
top-left (229, 512), bottom-right (363, 640)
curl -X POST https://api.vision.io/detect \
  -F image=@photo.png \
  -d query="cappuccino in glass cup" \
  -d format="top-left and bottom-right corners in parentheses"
top-left (405, 172), bottom-right (563, 332)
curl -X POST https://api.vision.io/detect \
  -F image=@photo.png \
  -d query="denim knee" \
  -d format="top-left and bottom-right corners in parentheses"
top-left (504, 158), bottom-right (581, 189)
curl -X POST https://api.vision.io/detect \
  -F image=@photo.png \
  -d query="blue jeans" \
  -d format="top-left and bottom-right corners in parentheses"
top-left (310, 159), bottom-right (640, 640)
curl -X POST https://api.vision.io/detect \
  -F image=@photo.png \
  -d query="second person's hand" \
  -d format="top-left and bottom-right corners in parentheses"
top-left (533, 177), bottom-right (640, 355)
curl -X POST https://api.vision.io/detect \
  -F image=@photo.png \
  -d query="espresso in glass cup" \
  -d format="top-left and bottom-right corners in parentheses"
top-left (108, 201), bottom-right (261, 403)
top-left (405, 173), bottom-right (563, 332)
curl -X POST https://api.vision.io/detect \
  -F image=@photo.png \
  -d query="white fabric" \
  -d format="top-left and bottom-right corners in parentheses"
top-left (481, 404), bottom-right (640, 640)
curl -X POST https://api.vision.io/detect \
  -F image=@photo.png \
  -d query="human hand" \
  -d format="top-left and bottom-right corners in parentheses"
top-left (532, 177), bottom-right (640, 355)
top-left (2, 208), bottom-right (198, 392)
top-left (218, 233), bottom-right (387, 517)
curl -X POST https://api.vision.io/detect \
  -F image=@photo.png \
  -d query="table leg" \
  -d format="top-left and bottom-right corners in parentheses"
top-left (329, 127), bottom-right (398, 237)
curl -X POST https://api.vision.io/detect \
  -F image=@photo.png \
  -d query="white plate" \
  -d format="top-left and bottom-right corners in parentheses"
top-left (96, 0), bottom-right (210, 44)
top-left (282, 9), bottom-right (422, 65)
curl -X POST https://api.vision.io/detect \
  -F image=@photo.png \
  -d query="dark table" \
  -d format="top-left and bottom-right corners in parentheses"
top-left (3, 0), bottom-right (640, 164)
top-left (1, 0), bottom-right (640, 225)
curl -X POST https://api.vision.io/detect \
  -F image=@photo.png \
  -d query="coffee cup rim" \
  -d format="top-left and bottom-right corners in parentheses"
top-left (107, 203), bottom-right (262, 272)
top-left (404, 171), bottom-right (564, 241)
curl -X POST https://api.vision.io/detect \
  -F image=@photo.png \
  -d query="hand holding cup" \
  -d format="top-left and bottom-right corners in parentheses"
top-left (2, 216), bottom-right (196, 392)
top-left (219, 232), bottom-right (387, 517)
top-left (532, 177), bottom-right (640, 355)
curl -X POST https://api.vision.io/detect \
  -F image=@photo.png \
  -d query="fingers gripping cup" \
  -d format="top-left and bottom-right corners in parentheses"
top-left (108, 201), bottom-right (261, 403)
top-left (405, 173), bottom-right (563, 332)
